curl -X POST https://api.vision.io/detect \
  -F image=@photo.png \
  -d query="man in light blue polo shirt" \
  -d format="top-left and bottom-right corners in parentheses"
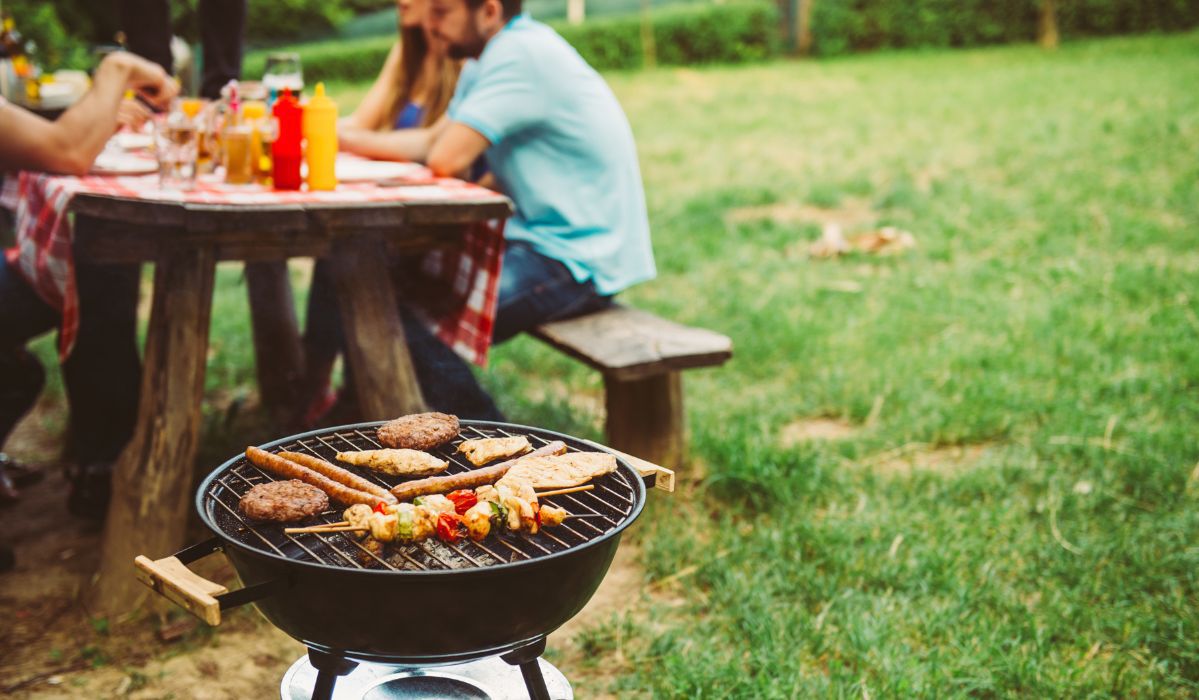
top-left (394, 0), bottom-right (656, 419)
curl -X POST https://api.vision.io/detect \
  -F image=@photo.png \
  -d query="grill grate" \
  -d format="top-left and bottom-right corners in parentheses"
top-left (204, 423), bottom-right (640, 572)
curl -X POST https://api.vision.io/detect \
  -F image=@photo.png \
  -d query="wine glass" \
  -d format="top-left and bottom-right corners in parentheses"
top-left (262, 52), bottom-right (303, 97)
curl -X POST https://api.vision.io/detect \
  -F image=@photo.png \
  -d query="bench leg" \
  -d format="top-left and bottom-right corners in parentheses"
top-left (604, 372), bottom-right (685, 469)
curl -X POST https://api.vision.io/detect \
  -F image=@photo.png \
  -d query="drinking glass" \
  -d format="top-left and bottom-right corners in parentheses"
top-left (155, 109), bottom-right (197, 191)
top-left (222, 123), bottom-right (254, 185)
top-left (262, 52), bottom-right (303, 96)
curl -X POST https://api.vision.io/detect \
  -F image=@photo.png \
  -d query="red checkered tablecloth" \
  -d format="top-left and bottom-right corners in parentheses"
top-left (1, 167), bottom-right (506, 366)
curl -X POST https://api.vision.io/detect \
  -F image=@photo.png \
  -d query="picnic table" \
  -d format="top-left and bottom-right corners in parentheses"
top-left (3, 165), bottom-right (511, 614)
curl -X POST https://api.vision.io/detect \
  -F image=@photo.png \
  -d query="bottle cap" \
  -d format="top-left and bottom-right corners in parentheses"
top-left (305, 82), bottom-right (336, 113)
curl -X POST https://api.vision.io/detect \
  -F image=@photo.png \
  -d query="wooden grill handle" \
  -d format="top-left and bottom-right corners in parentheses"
top-left (583, 440), bottom-right (675, 493)
top-left (134, 555), bottom-right (228, 626)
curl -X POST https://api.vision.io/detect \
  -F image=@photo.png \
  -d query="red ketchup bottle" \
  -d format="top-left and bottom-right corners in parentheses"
top-left (271, 88), bottom-right (303, 190)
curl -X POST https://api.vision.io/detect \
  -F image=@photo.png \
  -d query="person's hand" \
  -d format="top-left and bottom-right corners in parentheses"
top-left (338, 123), bottom-right (367, 154)
top-left (102, 52), bottom-right (178, 111)
top-left (116, 98), bottom-right (152, 132)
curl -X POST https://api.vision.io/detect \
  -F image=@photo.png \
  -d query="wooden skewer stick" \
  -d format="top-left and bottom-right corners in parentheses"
top-left (535, 484), bottom-right (595, 498)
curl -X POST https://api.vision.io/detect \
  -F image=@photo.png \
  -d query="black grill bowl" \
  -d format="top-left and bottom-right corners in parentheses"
top-left (194, 420), bottom-right (647, 664)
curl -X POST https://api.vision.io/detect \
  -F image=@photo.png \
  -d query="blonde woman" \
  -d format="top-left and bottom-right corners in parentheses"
top-left (301, 0), bottom-right (465, 427)
top-left (338, 0), bottom-right (461, 156)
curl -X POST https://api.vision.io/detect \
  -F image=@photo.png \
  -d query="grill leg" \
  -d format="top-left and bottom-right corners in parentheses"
top-left (307, 648), bottom-right (358, 700)
top-left (501, 638), bottom-right (552, 700)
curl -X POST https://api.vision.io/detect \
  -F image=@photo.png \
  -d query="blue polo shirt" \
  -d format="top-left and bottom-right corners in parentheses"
top-left (448, 16), bottom-right (655, 296)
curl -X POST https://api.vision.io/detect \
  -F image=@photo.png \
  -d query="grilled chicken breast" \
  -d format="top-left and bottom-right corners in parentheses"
top-left (499, 452), bottom-right (618, 490)
top-left (457, 436), bottom-right (532, 466)
top-left (336, 449), bottom-right (449, 477)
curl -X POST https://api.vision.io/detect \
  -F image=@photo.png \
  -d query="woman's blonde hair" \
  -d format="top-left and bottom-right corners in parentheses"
top-left (390, 24), bottom-right (460, 128)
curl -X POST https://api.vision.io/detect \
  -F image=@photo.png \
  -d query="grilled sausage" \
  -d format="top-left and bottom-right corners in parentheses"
top-left (278, 451), bottom-right (397, 503)
top-left (245, 446), bottom-right (381, 506)
top-left (389, 441), bottom-right (568, 502)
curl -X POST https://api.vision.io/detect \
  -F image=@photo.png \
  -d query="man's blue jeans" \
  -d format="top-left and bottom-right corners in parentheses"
top-left (398, 241), bottom-right (611, 420)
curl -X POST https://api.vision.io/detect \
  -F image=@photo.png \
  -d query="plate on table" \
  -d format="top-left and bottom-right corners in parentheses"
top-left (114, 132), bottom-right (154, 151)
top-left (91, 152), bottom-right (158, 176)
top-left (336, 158), bottom-right (426, 183)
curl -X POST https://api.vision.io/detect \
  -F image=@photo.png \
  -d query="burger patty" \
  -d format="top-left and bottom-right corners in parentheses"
top-left (376, 412), bottom-right (460, 450)
top-left (239, 479), bottom-right (330, 522)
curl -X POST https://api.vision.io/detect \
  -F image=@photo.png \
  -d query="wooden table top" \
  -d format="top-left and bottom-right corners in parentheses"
top-left (70, 188), bottom-right (513, 264)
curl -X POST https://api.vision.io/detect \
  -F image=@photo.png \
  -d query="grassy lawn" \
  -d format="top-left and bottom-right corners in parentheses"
top-left (33, 31), bottom-right (1199, 697)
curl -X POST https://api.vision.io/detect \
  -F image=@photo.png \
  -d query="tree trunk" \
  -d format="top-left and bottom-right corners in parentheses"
top-left (567, 0), bottom-right (585, 25)
top-left (640, 0), bottom-right (657, 69)
top-left (1039, 0), bottom-right (1059, 49)
top-left (797, 0), bottom-right (814, 56)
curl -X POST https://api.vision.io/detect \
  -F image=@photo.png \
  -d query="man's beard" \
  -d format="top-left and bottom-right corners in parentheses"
top-left (446, 27), bottom-right (487, 59)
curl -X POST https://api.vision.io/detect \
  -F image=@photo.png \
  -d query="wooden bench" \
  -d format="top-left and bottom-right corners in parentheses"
top-left (531, 304), bottom-right (733, 469)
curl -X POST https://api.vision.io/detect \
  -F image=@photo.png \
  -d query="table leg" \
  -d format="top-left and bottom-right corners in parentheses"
top-left (245, 260), bottom-right (305, 425)
top-left (328, 234), bottom-right (426, 420)
top-left (87, 246), bottom-right (217, 616)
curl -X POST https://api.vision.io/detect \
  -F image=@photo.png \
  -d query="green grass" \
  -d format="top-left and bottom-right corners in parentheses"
top-left (334, 0), bottom-right (714, 40)
top-left (35, 30), bottom-right (1199, 696)
top-left (502, 32), bottom-right (1199, 696)
top-left (605, 33), bottom-right (1198, 696)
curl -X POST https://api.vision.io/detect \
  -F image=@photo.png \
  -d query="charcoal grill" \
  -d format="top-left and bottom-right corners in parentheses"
top-left (135, 420), bottom-right (673, 700)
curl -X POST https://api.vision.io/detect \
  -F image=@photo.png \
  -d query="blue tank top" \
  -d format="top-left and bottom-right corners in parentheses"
top-left (394, 102), bottom-right (425, 130)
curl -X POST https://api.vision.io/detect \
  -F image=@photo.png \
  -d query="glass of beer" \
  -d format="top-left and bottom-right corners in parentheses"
top-left (222, 123), bottom-right (254, 185)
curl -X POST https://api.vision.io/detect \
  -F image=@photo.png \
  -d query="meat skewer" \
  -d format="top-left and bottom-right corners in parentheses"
top-left (534, 484), bottom-right (594, 498)
top-left (245, 446), bottom-right (380, 506)
top-left (388, 440), bottom-right (567, 501)
top-left (278, 450), bottom-right (397, 503)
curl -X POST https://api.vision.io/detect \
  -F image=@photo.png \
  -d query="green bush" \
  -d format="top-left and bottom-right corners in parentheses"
top-left (5, 1), bottom-right (94, 70)
top-left (558, 1), bottom-right (781, 69)
top-left (244, 0), bottom-right (351, 41)
top-left (243, 35), bottom-right (395, 85)
top-left (808, 0), bottom-right (1199, 56)
top-left (1060, 0), bottom-right (1199, 36)
top-left (245, 1), bottom-right (781, 80)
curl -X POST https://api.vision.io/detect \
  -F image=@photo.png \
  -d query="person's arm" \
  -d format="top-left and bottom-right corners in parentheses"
top-left (426, 122), bottom-right (490, 179)
top-left (476, 171), bottom-right (498, 190)
top-left (342, 42), bottom-right (403, 131)
top-left (0, 52), bottom-right (175, 175)
top-left (339, 113), bottom-right (452, 163)
top-left (425, 47), bottom-right (542, 178)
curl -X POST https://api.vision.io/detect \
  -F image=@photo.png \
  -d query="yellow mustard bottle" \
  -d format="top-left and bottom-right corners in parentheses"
top-left (302, 82), bottom-right (338, 191)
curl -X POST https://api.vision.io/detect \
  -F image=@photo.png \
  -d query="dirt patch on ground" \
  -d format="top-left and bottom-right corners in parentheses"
top-left (725, 198), bottom-right (878, 230)
top-left (779, 417), bottom-right (857, 447)
top-left (547, 540), bottom-right (686, 700)
top-left (861, 442), bottom-right (993, 477)
top-left (0, 399), bottom-right (666, 698)
top-left (547, 544), bottom-right (645, 699)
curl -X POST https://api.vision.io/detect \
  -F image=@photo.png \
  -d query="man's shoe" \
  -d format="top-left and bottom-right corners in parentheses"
top-left (66, 462), bottom-right (112, 520)
top-left (0, 544), bottom-right (14, 573)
